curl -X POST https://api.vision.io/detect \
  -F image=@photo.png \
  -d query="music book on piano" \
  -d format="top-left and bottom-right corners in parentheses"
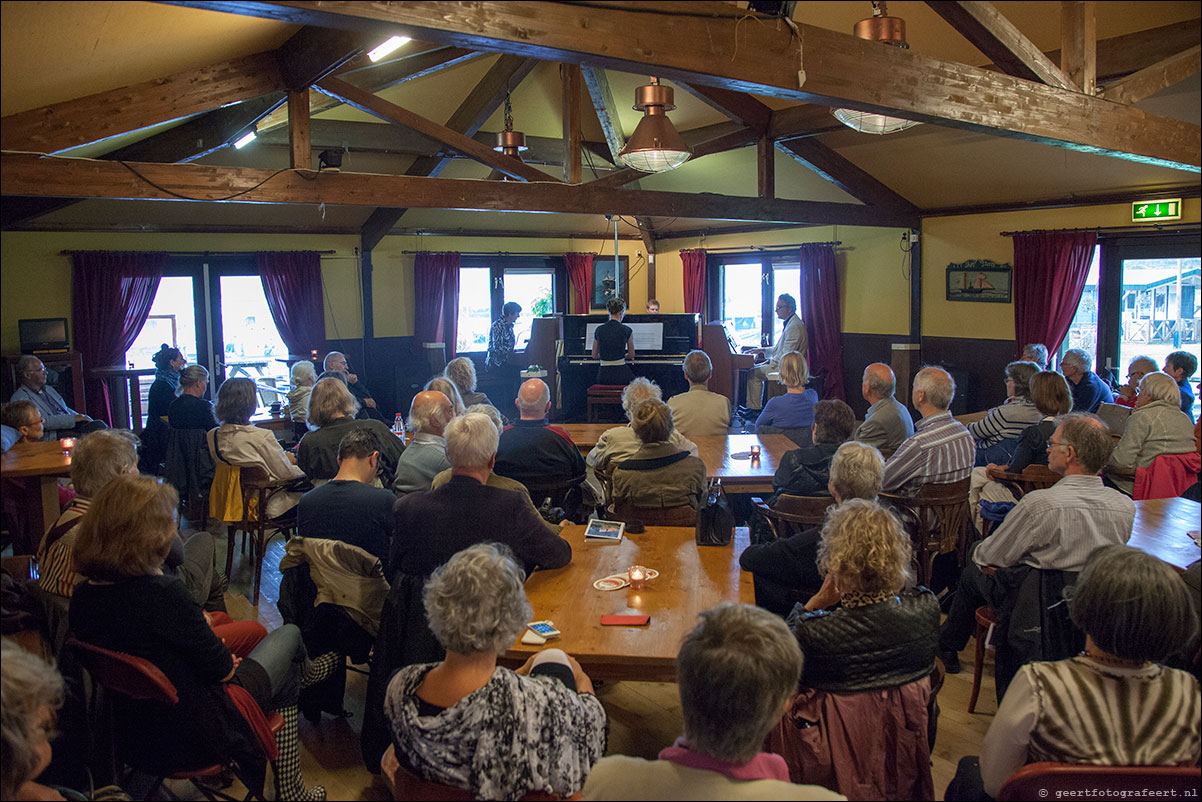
top-left (584, 518), bottom-right (625, 542)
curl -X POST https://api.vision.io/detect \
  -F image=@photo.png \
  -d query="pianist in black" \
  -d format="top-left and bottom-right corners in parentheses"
top-left (592, 298), bottom-right (636, 385)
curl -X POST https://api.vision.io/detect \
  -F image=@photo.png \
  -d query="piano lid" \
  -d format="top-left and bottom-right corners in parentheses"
top-left (561, 313), bottom-right (699, 357)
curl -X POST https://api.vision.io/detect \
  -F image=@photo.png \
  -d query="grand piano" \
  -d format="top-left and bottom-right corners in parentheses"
top-left (557, 313), bottom-right (699, 421)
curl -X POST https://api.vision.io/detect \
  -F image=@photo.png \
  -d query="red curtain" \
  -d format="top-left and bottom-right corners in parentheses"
top-left (681, 249), bottom-right (707, 315)
top-left (1012, 231), bottom-right (1098, 359)
top-left (799, 243), bottom-right (845, 400)
top-left (564, 252), bottom-right (593, 313)
top-left (414, 252), bottom-right (461, 357)
top-left (258, 251), bottom-right (324, 359)
top-left (71, 251), bottom-right (166, 422)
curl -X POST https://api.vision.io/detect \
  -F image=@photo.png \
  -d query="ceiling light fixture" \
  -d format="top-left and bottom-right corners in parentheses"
top-left (831, 2), bottom-right (921, 135)
top-left (493, 89), bottom-right (528, 179)
top-left (367, 35), bottom-right (412, 63)
top-left (233, 131), bottom-right (256, 149)
top-left (618, 77), bottom-right (691, 173)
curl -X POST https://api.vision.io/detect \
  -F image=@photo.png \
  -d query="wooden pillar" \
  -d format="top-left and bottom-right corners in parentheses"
top-left (560, 65), bottom-right (583, 184)
top-left (757, 134), bottom-right (775, 198)
top-left (1060, 1), bottom-right (1096, 95)
top-left (287, 90), bottom-right (311, 169)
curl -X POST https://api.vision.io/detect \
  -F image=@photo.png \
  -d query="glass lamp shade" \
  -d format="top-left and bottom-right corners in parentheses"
top-left (618, 113), bottom-right (692, 172)
top-left (831, 107), bottom-right (921, 135)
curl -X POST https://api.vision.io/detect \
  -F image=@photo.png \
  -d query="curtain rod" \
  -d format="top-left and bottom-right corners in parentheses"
top-left (701, 241), bottom-right (843, 253)
top-left (401, 250), bottom-right (570, 257)
top-left (59, 249), bottom-right (338, 256)
top-left (999, 224), bottom-right (1199, 237)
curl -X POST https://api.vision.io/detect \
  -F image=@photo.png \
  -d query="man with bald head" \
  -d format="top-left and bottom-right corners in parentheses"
top-left (324, 350), bottom-right (385, 422)
top-left (390, 390), bottom-right (454, 495)
top-left (854, 363), bottom-right (914, 453)
top-left (881, 366), bottom-right (974, 495)
top-left (494, 379), bottom-right (585, 488)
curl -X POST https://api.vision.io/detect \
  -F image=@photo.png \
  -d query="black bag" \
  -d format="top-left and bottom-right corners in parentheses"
top-left (695, 478), bottom-right (734, 546)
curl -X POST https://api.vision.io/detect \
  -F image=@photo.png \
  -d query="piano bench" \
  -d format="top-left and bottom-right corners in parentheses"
top-left (587, 384), bottom-right (626, 423)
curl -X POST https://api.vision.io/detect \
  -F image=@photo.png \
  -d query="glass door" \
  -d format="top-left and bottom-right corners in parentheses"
top-left (211, 273), bottom-right (291, 407)
top-left (720, 261), bottom-right (766, 349)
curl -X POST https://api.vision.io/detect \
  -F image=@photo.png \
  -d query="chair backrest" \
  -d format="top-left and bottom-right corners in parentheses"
top-left (771, 493), bottom-right (836, 526)
top-left (884, 477), bottom-right (971, 586)
top-left (67, 637), bottom-right (179, 704)
top-left (612, 502), bottom-right (697, 527)
top-left (997, 762), bottom-right (1201, 802)
top-left (520, 474), bottom-right (584, 507)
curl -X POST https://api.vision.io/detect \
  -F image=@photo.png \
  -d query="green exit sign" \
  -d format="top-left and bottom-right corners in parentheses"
top-left (1131, 198), bottom-right (1182, 222)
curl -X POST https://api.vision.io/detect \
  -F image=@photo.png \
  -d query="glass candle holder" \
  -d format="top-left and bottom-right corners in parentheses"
top-left (749, 443), bottom-right (761, 459)
top-left (628, 564), bottom-right (648, 590)
top-left (60, 437), bottom-right (76, 454)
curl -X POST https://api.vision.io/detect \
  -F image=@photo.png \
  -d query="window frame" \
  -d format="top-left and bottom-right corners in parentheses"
top-left (705, 251), bottom-right (803, 348)
top-left (456, 256), bottom-right (566, 355)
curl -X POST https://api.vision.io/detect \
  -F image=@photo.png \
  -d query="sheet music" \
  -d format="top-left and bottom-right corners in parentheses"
top-left (585, 322), bottom-right (664, 352)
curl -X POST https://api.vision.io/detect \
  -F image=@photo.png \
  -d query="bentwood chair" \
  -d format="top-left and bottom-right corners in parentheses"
top-left (997, 762), bottom-right (1200, 802)
top-left (237, 466), bottom-right (299, 604)
top-left (882, 478), bottom-right (972, 588)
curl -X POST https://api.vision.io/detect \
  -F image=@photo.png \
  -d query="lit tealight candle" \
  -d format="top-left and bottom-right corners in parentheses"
top-left (749, 443), bottom-right (761, 459)
top-left (61, 437), bottom-right (75, 453)
top-left (628, 565), bottom-right (647, 590)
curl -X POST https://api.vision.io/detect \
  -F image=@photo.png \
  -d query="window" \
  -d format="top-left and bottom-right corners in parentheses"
top-left (711, 253), bottom-right (802, 350)
top-left (456, 259), bottom-right (564, 353)
top-left (126, 276), bottom-right (199, 368)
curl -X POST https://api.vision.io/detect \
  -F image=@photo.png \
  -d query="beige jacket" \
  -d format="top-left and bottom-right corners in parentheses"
top-left (1105, 399), bottom-right (1195, 495)
top-left (279, 536), bottom-right (389, 637)
top-left (668, 385), bottom-right (731, 438)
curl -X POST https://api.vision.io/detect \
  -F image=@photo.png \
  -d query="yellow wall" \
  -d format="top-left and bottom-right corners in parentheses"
top-left (921, 198), bottom-right (1202, 339)
top-left (657, 225), bottom-right (912, 335)
top-left (0, 232), bottom-right (361, 353)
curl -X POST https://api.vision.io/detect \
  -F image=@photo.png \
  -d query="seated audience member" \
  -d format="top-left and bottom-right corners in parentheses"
top-left (668, 350), bottom-right (730, 438)
top-left (1020, 343), bottom-right (1049, 372)
top-left (10, 355), bottom-right (104, 440)
top-left (287, 360), bottom-right (318, 442)
top-left (775, 499), bottom-right (939, 800)
top-left (297, 428), bottom-right (397, 571)
top-left (741, 441), bottom-right (885, 617)
top-left (424, 376), bottom-right (467, 418)
top-left (167, 365), bottom-right (218, 430)
top-left (390, 390), bottom-right (454, 495)
top-left (1164, 349), bottom-right (1198, 420)
top-left (881, 366), bottom-right (974, 495)
top-left (494, 379), bottom-right (585, 486)
top-left (443, 356), bottom-right (491, 408)
top-left (385, 543), bottom-right (605, 800)
top-left (2, 400), bottom-right (46, 445)
top-left (391, 412), bottom-right (571, 579)
top-left (755, 351), bottom-right (818, 437)
top-left (969, 370), bottom-right (1072, 532)
top-left (967, 361), bottom-right (1041, 466)
top-left (1113, 354), bottom-right (1158, 409)
top-left (1104, 371), bottom-right (1196, 495)
top-left (611, 399), bottom-right (707, 515)
top-left (208, 377), bottom-right (305, 518)
top-left (324, 350), bottom-right (384, 422)
top-left (298, 377), bottom-right (404, 487)
top-left (586, 377), bottom-right (697, 503)
top-left (938, 413), bottom-right (1134, 674)
top-left (854, 363), bottom-right (914, 453)
top-left (431, 404), bottom-right (566, 536)
top-left (770, 399), bottom-right (856, 500)
top-left (582, 603), bottom-right (842, 801)
top-left (68, 474), bottom-right (338, 801)
top-left (746, 294), bottom-right (806, 412)
top-left (38, 430), bottom-right (229, 615)
top-left (946, 545), bottom-right (1200, 801)
top-left (1060, 347), bottom-right (1114, 413)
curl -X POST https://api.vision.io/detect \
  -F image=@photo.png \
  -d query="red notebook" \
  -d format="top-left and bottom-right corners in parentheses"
top-left (600, 614), bottom-right (650, 626)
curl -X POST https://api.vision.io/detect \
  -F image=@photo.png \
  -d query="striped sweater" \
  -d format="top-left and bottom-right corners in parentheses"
top-left (968, 399), bottom-right (1042, 448)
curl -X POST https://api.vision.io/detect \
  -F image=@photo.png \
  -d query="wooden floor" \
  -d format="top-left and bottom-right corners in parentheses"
top-left (191, 525), bottom-right (994, 801)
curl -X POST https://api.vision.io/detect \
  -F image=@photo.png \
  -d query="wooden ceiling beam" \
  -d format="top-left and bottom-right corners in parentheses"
top-left (1, 50), bottom-right (285, 155)
top-left (561, 64), bottom-right (583, 184)
top-left (1099, 45), bottom-right (1202, 106)
top-left (0, 152), bottom-right (920, 228)
top-left (274, 25), bottom-right (370, 91)
top-left (758, 135), bottom-right (774, 200)
top-left (580, 67), bottom-right (625, 163)
top-left (776, 138), bottom-right (917, 212)
top-left (103, 94), bottom-right (286, 163)
top-left (678, 83), bottom-right (772, 132)
top-left (314, 75), bottom-right (555, 183)
top-left (168, 0), bottom-right (1201, 170)
top-left (287, 91), bottom-right (311, 169)
top-left (1059, 2), bottom-right (1096, 95)
top-left (1012, 18), bottom-right (1200, 83)
top-left (925, 1), bottom-right (1075, 90)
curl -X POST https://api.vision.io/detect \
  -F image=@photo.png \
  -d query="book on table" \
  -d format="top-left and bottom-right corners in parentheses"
top-left (585, 518), bottom-right (625, 542)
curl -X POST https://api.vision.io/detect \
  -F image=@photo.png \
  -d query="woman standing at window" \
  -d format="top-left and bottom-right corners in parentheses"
top-left (592, 298), bottom-right (635, 386)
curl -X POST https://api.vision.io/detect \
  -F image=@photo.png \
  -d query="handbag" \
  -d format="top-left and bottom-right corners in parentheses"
top-left (695, 478), bottom-right (734, 546)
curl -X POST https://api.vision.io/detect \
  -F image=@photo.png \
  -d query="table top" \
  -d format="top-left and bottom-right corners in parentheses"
top-left (250, 407), bottom-right (292, 431)
top-left (1, 440), bottom-right (72, 478)
top-left (692, 433), bottom-right (792, 492)
top-left (503, 524), bottom-right (752, 681)
top-left (559, 422), bottom-right (623, 451)
top-left (1128, 497), bottom-right (1201, 572)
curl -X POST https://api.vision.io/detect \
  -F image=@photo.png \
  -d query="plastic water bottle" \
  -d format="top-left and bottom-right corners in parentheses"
top-left (392, 413), bottom-right (404, 435)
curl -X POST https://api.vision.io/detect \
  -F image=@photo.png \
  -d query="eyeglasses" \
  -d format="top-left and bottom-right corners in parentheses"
top-left (1046, 439), bottom-right (1069, 451)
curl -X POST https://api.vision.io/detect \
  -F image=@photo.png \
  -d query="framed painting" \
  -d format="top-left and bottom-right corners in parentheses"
top-left (591, 256), bottom-right (629, 310)
top-left (946, 260), bottom-right (1012, 303)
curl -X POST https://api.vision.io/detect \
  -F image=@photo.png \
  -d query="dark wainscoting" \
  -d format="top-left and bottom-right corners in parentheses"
top-left (839, 333), bottom-right (894, 418)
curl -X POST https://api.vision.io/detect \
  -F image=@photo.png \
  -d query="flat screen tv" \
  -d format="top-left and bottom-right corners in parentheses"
top-left (18, 318), bottom-right (69, 353)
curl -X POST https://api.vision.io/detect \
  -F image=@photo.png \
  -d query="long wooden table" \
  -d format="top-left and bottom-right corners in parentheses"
top-left (502, 524), bottom-right (753, 681)
top-left (1, 440), bottom-right (73, 554)
top-left (1128, 497), bottom-right (1201, 572)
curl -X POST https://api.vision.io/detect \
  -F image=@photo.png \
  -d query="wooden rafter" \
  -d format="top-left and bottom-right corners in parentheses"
top-left (776, 139), bottom-right (917, 212)
top-left (925, 1), bottom-right (1075, 90)
top-left (1, 51), bottom-right (285, 155)
top-left (274, 25), bottom-right (370, 91)
top-left (105, 94), bottom-right (286, 164)
top-left (0, 152), bottom-right (921, 228)
top-left (678, 83), bottom-right (771, 133)
top-left (580, 67), bottom-right (625, 162)
top-left (561, 64), bottom-right (583, 184)
top-left (1059, 2), bottom-right (1096, 95)
top-left (164, 0), bottom-right (1197, 171)
top-left (758, 135), bottom-right (775, 200)
top-left (1100, 45), bottom-right (1202, 106)
top-left (287, 91), bottom-right (311, 169)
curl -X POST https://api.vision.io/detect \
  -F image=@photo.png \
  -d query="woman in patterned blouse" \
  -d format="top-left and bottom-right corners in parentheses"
top-left (384, 542), bottom-right (607, 801)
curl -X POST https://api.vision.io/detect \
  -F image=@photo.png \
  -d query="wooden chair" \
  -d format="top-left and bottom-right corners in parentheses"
top-left (612, 502), bottom-right (697, 526)
top-left (586, 384), bottom-right (625, 423)
top-left (997, 762), bottom-right (1201, 802)
top-left (967, 605), bottom-right (997, 713)
top-left (750, 494), bottom-right (836, 541)
top-left (882, 478), bottom-right (971, 588)
top-left (68, 637), bottom-right (284, 801)
top-left (238, 466), bottom-right (300, 604)
top-left (986, 464), bottom-right (1061, 497)
top-left (380, 744), bottom-right (580, 801)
